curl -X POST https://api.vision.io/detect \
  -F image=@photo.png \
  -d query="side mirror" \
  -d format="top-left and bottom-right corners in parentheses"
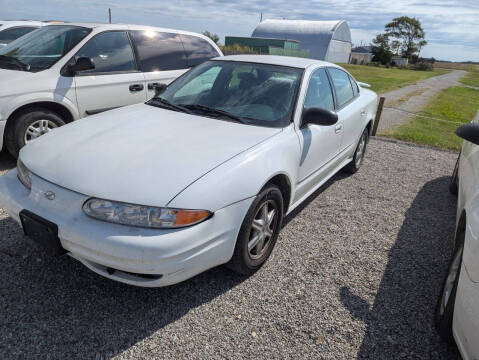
top-left (68, 57), bottom-right (95, 74)
top-left (301, 107), bottom-right (338, 127)
top-left (456, 123), bottom-right (479, 145)
top-left (153, 83), bottom-right (168, 96)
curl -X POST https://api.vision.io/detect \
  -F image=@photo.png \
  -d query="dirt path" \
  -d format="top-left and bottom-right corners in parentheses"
top-left (378, 70), bottom-right (466, 131)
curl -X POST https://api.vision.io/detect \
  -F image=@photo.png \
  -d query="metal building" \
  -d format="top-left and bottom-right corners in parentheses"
top-left (252, 19), bottom-right (352, 63)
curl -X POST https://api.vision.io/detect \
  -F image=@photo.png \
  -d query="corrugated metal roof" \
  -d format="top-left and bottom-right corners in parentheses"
top-left (252, 19), bottom-right (351, 62)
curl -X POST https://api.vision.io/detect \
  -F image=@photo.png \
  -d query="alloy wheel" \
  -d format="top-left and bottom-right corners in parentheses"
top-left (355, 132), bottom-right (366, 168)
top-left (248, 200), bottom-right (278, 260)
top-left (24, 119), bottom-right (58, 144)
top-left (439, 247), bottom-right (463, 316)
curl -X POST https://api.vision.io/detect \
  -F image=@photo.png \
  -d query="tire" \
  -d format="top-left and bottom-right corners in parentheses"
top-left (449, 153), bottom-right (460, 195)
top-left (435, 229), bottom-right (465, 342)
top-left (5, 108), bottom-right (65, 158)
top-left (344, 128), bottom-right (368, 174)
top-left (226, 184), bottom-right (284, 275)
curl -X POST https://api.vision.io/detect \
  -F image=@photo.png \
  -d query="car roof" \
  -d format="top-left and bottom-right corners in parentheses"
top-left (214, 55), bottom-right (340, 69)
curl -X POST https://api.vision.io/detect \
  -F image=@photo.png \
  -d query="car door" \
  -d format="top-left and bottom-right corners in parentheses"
top-left (297, 68), bottom-right (341, 185)
top-left (129, 30), bottom-right (190, 100)
top-left (73, 31), bottom-right (147, 117)
top-left (327, 67), bottom-right (362, 153)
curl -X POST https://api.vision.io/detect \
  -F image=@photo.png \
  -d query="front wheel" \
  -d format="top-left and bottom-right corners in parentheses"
top-left (5, 108), bottom-right (65, 158)
top-left (344, 128), bottom-right (368, 173)
top-left (226, 184), bottom-right (284, 275)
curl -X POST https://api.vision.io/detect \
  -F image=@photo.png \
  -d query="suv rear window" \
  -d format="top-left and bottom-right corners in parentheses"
top-left (180, 34), bottom-right (220, 67)
top-left (130, 30), bottom-right (188, 72)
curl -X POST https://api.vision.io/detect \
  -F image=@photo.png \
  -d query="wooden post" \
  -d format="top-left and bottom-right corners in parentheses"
top-left (372, 97), bottom-right (385, 136)
top-left (108, 8), bottom-right (112, 24)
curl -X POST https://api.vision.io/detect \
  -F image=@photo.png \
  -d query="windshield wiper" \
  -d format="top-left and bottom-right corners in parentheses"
top-left (180, 104), bottom-right (245, 124)
top-left (0, 55), bottom-right (30, 71)
top-left (147, 97), bottom-right (191, 114)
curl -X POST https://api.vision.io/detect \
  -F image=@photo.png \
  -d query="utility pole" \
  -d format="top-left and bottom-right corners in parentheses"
top-left (108, 8), bottom-right (112, 24)
top-left (260, 12), bottom-right (263, 22)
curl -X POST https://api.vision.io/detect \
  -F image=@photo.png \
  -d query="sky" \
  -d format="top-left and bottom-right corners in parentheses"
top-left (1, 0), bottom-right (478, 62)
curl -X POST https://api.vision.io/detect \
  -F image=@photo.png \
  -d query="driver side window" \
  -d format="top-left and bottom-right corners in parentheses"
top-left (304, 68), bottom-right (334, 112)
top-left (75, 31), bottom-right (136, 74)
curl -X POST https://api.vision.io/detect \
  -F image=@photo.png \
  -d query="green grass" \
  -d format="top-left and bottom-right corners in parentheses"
top-left (460, 66), bottom-right (479, 88)
top-left (340, 64), bottom-right (451, 94)
top-left (382, 86), bottom-right (479, 150)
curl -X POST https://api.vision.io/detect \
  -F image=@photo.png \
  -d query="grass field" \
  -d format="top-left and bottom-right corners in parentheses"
top-left (341, 64), bottom-right (451, 94)
top-left (460, 66), bottom-right (479, 88)
top-left (383, 86), bottom-right (479, 150)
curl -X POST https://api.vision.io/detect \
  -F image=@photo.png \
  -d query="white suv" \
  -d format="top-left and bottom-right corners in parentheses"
top-left (0, 20), bottom-right (44, 48)
top-left (0, 23), bottom-right (222, 157)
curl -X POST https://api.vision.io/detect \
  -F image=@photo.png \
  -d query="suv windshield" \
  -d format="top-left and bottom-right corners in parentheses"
top-left (0, 25), bottom-right (91, 71)
top-left (151, 60), bottom-right (303, 127)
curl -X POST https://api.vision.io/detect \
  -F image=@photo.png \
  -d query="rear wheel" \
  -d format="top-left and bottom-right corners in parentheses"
top-left (6, 108), bottom-right (65, 158)
top-left (344, 128), bottom-right (368, 173)
top-left (227, 184), bottom-right (283, 275)
top-left (435, 229), bottom-right (465, 342)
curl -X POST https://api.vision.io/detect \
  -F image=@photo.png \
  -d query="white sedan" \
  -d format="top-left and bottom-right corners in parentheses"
top-left (0, 55), bottom-right (377, 287)
top-left (436, 121), bottom-right (479, 358)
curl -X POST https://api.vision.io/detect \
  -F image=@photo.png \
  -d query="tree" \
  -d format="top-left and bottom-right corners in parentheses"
top-left (371, 34), bottom-right (393, 65)
top-left (202, 31), bottom-right (220, 45)
top-left (384, 16), bottom-right (427, 59)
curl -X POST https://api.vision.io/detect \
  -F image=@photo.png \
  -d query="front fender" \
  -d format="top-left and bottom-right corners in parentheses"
top-left (168, 125), bottom-right (300, 212)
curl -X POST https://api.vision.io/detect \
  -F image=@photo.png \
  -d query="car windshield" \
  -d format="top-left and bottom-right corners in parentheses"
top-left (0, 25), bottom-right (91, 71)
top-left (151, 60), bottom-right (303, 127)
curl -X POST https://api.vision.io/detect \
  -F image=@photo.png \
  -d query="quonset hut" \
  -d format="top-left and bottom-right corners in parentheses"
top-left (252, 19), bottom-right (352, 63)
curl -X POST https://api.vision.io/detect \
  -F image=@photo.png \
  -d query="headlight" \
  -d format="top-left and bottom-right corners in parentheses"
top-left (17, 159), bottom-right (32, 190)
top-left (83, 198), bottom-right (212, 229)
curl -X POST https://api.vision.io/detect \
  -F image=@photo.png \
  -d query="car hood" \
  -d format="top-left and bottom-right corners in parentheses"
top-left (21, 104), bottom-right (281, 207)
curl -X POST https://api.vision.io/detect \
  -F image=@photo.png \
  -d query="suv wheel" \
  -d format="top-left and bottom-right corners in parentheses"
top-left (6, 108), bottom-right (65, 158)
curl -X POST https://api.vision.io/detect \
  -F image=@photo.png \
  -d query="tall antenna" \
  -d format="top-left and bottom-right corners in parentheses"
top-left (108, 8), bottom-right (112, 24)
top-left (260, 12), bottom-right (263, 22)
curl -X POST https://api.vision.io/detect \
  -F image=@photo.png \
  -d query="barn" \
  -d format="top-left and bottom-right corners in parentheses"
top-left (252, 19), bottom-right (352, 63)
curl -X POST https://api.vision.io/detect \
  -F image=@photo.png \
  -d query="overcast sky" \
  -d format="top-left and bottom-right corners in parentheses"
top-left (1, 0), bottom-right (478, 62)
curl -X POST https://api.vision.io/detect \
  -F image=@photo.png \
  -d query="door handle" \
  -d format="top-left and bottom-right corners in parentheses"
top-left (129, 84), bottom-right (144, 92)
top-left (335, 124), bottom-right (343, 134)
top-left (148, 82), bottom-right (160, 90)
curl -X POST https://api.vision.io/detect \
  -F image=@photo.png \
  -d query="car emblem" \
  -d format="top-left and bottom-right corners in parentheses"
top-left (44, 191), bottom-right (55, 200)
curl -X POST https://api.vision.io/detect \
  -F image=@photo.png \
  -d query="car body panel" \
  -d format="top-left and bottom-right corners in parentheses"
top-left (20, 103), bottom-right (281, 209)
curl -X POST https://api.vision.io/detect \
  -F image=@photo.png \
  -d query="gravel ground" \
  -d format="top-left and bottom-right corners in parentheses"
top-left (379, 70), bottom-right (466, 131)
top-left (0, 138), bottom-right (460, 359)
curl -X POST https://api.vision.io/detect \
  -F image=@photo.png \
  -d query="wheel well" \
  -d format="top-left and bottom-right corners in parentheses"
top-left (5, 102), bottom-right (74, 135)
top-left (366, 119), bottom-right (373, 137)
top-left (454, 210), bottom-right (467, 250)
top-left (265, 174), bottom-right (291, 214)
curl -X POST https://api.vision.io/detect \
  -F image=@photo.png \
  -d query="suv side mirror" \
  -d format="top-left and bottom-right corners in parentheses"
top-left (68, 57), bottom-right (95, 74)
top-left (301, 107), bottom-right (338, 127)
top-left (456, 123), bottom-right (479, 145)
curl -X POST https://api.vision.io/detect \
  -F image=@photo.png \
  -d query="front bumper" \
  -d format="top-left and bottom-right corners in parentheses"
top-left (453, 263), bottom-right (479, 360)
top-left (0, 169), bottom-right (253, 287)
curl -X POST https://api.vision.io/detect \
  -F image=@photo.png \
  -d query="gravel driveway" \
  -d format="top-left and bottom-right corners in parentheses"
top-left (0, 138), bottom-right (459, 359)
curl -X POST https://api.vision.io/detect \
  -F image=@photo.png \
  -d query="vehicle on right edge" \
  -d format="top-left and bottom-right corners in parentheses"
top-left (436, 120), bottom-right (479, 359)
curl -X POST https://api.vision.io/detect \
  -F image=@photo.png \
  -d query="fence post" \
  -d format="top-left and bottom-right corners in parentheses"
top-left (372, 97), bottom-right (386, 136)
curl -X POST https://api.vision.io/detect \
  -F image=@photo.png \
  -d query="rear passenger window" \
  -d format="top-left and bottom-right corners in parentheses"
top-left (75, 31), bottom-right (136, 73)
top-left (180, 34), bottom-right (220, 67)
top-left (328, 68), bottom-right (354, 108)
top-left (350, 75), bottom-right (359, 96)
top-left (130, 31), bottom-right (188, 71)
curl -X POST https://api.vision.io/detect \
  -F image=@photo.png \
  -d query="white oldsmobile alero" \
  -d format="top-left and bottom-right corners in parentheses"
top-left (0, 55), bottom-right (378, 287)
